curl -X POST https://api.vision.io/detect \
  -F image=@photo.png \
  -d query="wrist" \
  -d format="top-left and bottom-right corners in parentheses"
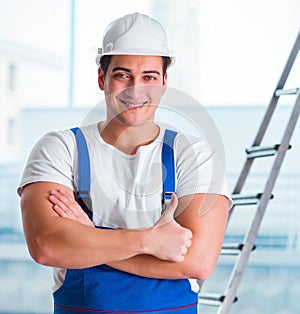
top-left (122, 228), bottom-right (152, 256)
top-left (137, 227), bottom-right (157, 256)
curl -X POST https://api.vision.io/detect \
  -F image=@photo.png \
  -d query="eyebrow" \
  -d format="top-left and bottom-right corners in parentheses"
top-left (112, 67), bottom-right (161, 75)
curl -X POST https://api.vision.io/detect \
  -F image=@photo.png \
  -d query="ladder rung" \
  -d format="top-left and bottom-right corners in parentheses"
top-left (275, 87), bottom-right (299, 96)
top-left (198, 293), bottom-right (225, 306)
top-left (221, 243), bottom-right (256, 256)
top-left (246, 144), bottom-right (291, 158)
top-left (232, 193), bottom-right (262, 205)
top-left (221, 243), bottom-right (243, 255)
top-left (232, 193), bottom-right (274, 206)
top-left (198, 293), bottom-right (238, 307)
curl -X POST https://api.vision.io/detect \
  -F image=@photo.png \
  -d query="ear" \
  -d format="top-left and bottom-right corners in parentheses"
top-left (98, 67), bottom-right (105, 90)
top-left (162, 72), bottom-right (168, 95)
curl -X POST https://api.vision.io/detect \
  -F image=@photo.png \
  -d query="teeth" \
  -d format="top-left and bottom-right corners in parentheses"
top-left (120, 99), bottom-right (147, 107)
top-left (127, 103), bottom-right (143, 107)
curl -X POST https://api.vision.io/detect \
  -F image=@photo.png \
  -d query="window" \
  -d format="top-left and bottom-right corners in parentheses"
top-left (8, 63), bottom-right (17, 92)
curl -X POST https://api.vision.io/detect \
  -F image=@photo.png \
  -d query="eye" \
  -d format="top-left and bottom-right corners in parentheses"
top-left (113, 73), bottom-right (130, 79)
top-left (144, 75), bottom-right (157, 82)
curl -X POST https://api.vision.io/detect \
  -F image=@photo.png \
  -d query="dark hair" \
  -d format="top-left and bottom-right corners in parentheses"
top-left (100, 55), bottom-right (113, 77)
top-left (100, 55), bottom-right (172, 78)
top-left (162, 56), bottom-right (172, 74)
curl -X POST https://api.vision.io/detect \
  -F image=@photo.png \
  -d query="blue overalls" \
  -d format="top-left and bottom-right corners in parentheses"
top-left (53, 128), bottom-right (198, 314)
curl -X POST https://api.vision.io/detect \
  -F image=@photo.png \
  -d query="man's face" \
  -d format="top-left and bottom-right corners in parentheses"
top-left (98, 55), bottom-right (167, 127)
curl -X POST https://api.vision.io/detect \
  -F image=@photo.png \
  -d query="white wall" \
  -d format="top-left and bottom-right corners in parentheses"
top-left (151, 0), bottom-right (300, 105)
top-left (196, 0), bottom-right (300, 105)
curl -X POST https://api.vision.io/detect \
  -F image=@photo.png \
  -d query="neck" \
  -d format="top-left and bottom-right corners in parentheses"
top-left (98, 120), bottom-right (159, 155)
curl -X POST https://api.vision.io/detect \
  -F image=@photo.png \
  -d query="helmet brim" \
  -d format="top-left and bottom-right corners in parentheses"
top-left (95, 50), bottom-right (175, 68)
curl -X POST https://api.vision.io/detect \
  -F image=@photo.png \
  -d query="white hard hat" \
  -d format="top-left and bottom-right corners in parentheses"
top-left (96, 13), bottom-right (175, 67)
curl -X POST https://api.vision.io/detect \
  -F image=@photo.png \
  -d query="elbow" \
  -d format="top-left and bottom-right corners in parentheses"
top-left (185, 256), bottom-right (217, 280)
top-left (194, 262), bottom-right (215, 280)
top-left (26, 235), bottom-right (56, 266)
top-left (29, 247), bottom-right (50, 266)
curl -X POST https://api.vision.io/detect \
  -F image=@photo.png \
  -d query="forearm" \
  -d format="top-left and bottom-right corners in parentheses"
top-left (108, 253), bottom-right (198, 280)
top-left (24, 215), bottom-right (151, 269)
top-left (107, 236), bottom-right (219, 281)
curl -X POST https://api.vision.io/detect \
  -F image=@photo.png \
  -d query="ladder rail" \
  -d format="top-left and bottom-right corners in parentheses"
top-left (198, 29), bottom-right (300, 314)
top-left (231, 29), bottom-right (300, 205)
top-left (253, 29), bottom-right (300, 147)
top-left (217, 91), bottom-right (300, 314)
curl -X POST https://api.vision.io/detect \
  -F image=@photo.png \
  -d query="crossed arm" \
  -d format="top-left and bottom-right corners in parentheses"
top-left (47, 186), bottom-right (229, 280)
top-left (21, 182), bottom-right (192, 269)
top-left (21, 181), bottom-right (228, 280)
top-left (108, 194), bottom-right (228, 279)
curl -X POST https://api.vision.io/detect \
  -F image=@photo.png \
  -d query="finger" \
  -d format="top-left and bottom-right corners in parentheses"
top-left (186, 229), bottom-right (193, 240)
top-left (52, 204), bottom-right (72, 218)
top-left (181, 246), bottom-right (188, 255)
top-left (186, 238), bottom-right (192, 248)
top-left (49, 193), bottom-right (61, 206)
top-left (50, 191), bottom-right (94, 226)
top-left (49, 194), bottom-right (69, 210)
top-left (49, 195), bottom-right (76, 219)
top-left (52, 199), bottom-right (93, 227)
top-left (154, 194), bottom-right (178, 228)
top-left (58, 190), bottom-right (84, 214)
top-left (175, 255), bottom-right (185, 263)
top-left (52, 191), bottom-right (80, 214)
top-left (168, 193), bottom-right (178, 212)
top-left (161, 193), bottom-right (178, 219)
top-left (51, 190), bottom-right (74, 206)
top-left (57, 189), bottom-right (75, 200)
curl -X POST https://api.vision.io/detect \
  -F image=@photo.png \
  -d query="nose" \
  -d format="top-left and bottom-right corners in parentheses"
top-left (123, 80), bottom-right (146, 101)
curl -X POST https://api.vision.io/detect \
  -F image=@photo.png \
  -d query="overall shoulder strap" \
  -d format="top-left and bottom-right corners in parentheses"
top-left (70, 127), bottom-right (93, 214)
top-left (161, 129), bottom-right (177, 214)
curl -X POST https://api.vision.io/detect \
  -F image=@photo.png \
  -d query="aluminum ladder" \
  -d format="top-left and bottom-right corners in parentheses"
top-left (198, 29), bottom-right (300, 313)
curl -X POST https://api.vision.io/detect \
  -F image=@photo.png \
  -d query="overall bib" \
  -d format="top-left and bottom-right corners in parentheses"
top-left (53, 128), bottom-right (198, 314)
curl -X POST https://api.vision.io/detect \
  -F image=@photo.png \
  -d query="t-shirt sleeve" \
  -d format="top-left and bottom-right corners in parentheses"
top-left (175, 133), bottom-right (233, 209)
top-left (17, 130), bottom-right (76, 196)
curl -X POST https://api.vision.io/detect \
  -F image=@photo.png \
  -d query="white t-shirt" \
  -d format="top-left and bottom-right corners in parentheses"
top-left (18, 122), bottom-right (232, 290)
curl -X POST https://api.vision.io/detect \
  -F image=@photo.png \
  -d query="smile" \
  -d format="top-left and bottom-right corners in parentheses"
top-left (119, 99), bottom-right (148, 109)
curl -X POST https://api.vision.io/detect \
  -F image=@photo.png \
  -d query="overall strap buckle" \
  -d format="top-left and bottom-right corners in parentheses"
top-left (161, 191), bottom-right (173, 215)
top-left (76, 190), bottom-right (93, 214)
top-left (161, 129), bottom-right (177, 215)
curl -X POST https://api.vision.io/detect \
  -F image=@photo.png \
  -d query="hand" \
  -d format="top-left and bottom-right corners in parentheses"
top-left (147, 193), bottom-right (193, 263)
top-left (49, 190), bottom-right (94, 227)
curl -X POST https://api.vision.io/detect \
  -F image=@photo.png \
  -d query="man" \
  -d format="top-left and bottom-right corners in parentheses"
top-left (19, 13), bottom-right (231, 313)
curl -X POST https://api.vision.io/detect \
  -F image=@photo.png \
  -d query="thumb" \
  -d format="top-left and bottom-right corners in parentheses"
top-left (154, 193), bottom-right (178, 227)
